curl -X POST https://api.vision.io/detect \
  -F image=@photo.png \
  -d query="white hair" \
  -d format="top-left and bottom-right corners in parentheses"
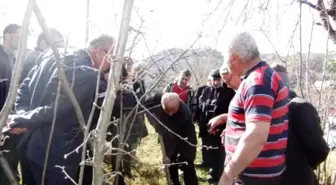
top-left (132, 61), bottom-right (147, 71)
top-left (161, 92), bottom-right (180, 105)
top-left (228, 32), bottom-right (260, 63)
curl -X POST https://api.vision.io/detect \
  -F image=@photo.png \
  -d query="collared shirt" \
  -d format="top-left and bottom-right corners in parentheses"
top-left (225, 61), bottom-right (289, 178)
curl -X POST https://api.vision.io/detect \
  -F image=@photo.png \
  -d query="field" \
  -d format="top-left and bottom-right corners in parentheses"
top-left (124, 123), bottom-right (208, 185)
top-left (120, 123), bottom-right (336, 185)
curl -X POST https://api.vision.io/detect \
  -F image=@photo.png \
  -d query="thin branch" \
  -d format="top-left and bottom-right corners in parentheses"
top-left (299, 0), bottom-right (323, 11)
top-left (55, 166), bottom-right (78, 185)
top-left (0, 1), bottom-right (35, 184)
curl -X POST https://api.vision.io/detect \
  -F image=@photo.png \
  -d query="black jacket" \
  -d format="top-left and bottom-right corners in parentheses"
top-left (0, 45), bottom-right (13, 110)
top-left (143, 93), bottom-right (197, 161)
top-left (280, 91), bottom-right (330, 185)
top-left (132, 79), bottom-right (148, 139)
top-left (20, 47), bottom-right (43, 83)
top-left (198, 83), bottom-right (235, 137)
top-left (193, 85), bottom-right (208, 123)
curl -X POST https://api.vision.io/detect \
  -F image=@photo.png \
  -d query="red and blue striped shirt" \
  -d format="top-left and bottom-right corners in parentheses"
top-left (225, 61), bottom-right (289, 178)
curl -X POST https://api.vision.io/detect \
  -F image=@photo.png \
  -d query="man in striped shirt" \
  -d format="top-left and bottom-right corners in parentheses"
top-left (209, 32), bottom-right (289, 185)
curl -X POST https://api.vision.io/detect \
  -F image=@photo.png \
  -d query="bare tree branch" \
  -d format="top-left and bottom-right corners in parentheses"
top-left (0, 1), bottom-right (35, 184)
top-left (92, 0), bottom-right (135, 184)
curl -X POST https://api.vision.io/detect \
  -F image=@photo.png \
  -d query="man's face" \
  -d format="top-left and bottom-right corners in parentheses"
top-left (227, 52), bottom-right (243, 76)
top-left (54, 36), bottom-right (64, 48)
top-left (212, 77), bottom-right (222, 89)
top-left (9, 28), bottom-right (21, 50)
top-left (92, 45), bottom-right (114, 74)
top-left (221, 73), bottom-right (241, 90)
top-left (178, 75), bottom-right (191, 88)
top-left (38, 36), bottom-right (64, 51)
top-left (133, 68), bottom-right (145, 80)
top-left (38, 40), bottom-right (48, 51)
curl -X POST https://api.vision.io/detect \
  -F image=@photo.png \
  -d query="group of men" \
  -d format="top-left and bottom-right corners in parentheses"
top-left (0, 22), bottom-right (331, 185)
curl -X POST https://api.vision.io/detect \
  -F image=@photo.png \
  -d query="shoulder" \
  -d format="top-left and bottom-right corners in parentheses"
top-left (290, 96), bottom-right (313, 109)
top-left (164, 83), bottom-right (174, 90)
top-left (242, 68), bottom-right (287, 98)
top-left (180, 102), bottom-right (191, 113)
top-left (25, 51), bottom-right (41, 63)
top-left (62, 50), bottom-right (98, 83)
top-left (0, 46), bottom-right (8, 64)
top-left (246, 65), bottom-right (283, 90)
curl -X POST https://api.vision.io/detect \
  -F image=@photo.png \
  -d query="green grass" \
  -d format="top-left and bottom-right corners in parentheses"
top-left (124, 123), bottom-right (209, 185)
top-left (116, 123), bottom-right (336, 185)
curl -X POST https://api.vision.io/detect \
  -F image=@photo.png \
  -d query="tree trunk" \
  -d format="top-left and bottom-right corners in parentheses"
top-left (92, 0), bottom-right (135, 184)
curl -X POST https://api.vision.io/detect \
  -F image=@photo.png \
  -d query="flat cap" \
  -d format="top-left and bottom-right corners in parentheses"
top-left (219, 62), bottom-right (229, 74)
top-left (209, 69), bottom-right (221, 78)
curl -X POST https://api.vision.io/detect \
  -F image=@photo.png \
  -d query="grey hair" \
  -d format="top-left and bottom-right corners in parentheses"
top-left (229, 32), bottom-right (260, 63)
top-left (161, 92), bottom-right (180, 105)
top-left (88, 34), bottom-right (115, 51)
top-left (132, 61), bottom-right (147, 71)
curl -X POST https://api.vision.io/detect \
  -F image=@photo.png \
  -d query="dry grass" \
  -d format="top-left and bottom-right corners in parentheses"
top-left (318, 151), bottom-right (336, 185)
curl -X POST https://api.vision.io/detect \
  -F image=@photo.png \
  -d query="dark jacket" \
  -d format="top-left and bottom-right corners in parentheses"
top-left (163, 83), bottom-right (197, 113)
top-left (20, 47), bottom-right (43, 83)
top-left (0, 45), bottom-right (13, 110)
top-left (198, 83), bottom-right (235, 138)
top-left (132, 79), bottom-right (148, 139)
top-left (12, 49), bottom-right (105, 168)
top-left (281, 91), bottom-right (330, 185)
top-left (0, 45), bottom-right (21, 184)
top-left (193, 85), bottom-right (208, 123)
top-left (143, 93), bottom-right (197, 161)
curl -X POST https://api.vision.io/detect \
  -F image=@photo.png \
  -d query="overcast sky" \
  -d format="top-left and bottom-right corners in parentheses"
top-left (1, 0), bottom-right (335, 60)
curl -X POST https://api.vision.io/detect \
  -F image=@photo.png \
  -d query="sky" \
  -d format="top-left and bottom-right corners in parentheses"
top-left (0, 0), bottom-right (335, 60)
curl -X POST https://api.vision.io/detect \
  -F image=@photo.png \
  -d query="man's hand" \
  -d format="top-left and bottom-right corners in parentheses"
top-left (2, 115), bottom-right (26, 135)
top-left (104, 72), bottom-right (109, 81)
top-left (9, 127), bottom-right (27, 135)
top-left (208, 114), bottom-right (227, 134)
top-left (220, 129), bottom-right (226, 145)
top-left (218, 171), bottom-right (234, 185)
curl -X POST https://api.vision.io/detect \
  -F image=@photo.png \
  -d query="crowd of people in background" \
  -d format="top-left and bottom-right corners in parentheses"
top-left (0, 23), bottom-right (332, 185)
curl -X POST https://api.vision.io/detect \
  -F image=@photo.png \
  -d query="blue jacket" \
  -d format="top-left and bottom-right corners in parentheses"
top-left (11, 49), bottom-right (106, 167)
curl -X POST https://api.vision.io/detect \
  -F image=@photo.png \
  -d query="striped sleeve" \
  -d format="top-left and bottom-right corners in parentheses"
top-left (243, 85), bottom-right (275, 123)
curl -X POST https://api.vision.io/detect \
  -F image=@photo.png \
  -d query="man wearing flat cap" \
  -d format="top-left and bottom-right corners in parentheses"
top-left (197, 69), bottom-right (235, 184)
top-left (219, 62), bottom-right (241, 91)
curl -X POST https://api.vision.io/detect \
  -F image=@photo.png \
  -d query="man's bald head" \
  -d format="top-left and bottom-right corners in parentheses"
top-left (161, 92), bottom-right (180, 115)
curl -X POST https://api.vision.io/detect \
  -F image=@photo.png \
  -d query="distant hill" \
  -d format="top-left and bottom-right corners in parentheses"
top-left (141, 47), bottom-right (223, 91)
top-left (139, 48), bottom-right (334, 91)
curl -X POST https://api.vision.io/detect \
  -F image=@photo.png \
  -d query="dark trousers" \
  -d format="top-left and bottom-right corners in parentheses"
top-left (25, 159), bottom-right (77, 185)
top-left (0, 134), bottom-right (21, 185)
top-left (75, 165), bottom-right (93, 185)
top-left (235, 175), bottom-right (281, 185)
top-left (203, 135), bottom-right (225, 180)
top-left (21, 155), bottom-right (36, 185)
top-left (200, 136), bottom-right (211, 165)
top-left (168, 154), bottom-right (198, 185)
